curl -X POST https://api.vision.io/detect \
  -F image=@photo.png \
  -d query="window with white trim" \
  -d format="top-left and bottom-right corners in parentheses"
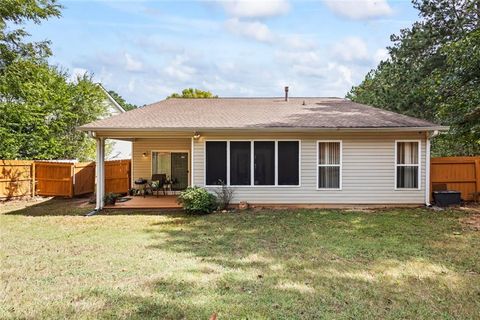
top-left (278, 141), bottom-right (299, 185)
top-left (254, 141), bottom-right (275, 185)
top-left (205, 140), bottom-right (300, 186)
top-left (396, 141), bottom-right (420, 189)
top-left (205, 141), bottom-right (227, 185)
top-left (318, 141), bottom-right (341, 189)
top-left (230, 141), bottom-right (251, 186)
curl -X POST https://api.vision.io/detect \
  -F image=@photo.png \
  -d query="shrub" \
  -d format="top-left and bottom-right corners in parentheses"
top-left (214, 180), bottom-right (234, 210)
top-left (103, 192), bottom-right (119, 205)
top-left (177, 186), bottom-right (217, 214)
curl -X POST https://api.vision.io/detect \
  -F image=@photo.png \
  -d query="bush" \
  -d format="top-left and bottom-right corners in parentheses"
top-left (177, 187), bottom-right (217, 214)
top-left (213, 180), bottom-right (234, 210)
top-left (103, 192), bottom-right (119, 205)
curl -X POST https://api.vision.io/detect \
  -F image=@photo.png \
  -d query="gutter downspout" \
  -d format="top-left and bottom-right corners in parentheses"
top-left (425, 130), bottom-right (439, 206)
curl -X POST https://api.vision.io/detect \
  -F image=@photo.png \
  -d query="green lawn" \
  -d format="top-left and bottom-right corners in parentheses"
top-left (1, 198), bottom-right (479, 319)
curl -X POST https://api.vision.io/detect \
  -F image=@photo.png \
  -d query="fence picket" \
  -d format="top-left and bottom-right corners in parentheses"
top-left (430, 156), bottom-right (480, 201)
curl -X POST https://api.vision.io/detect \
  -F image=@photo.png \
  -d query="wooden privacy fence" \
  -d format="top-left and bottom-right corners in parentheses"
top-left (431, 157), bottom-right (480, 201)
top-left (3, 157), bottom-right (479, 201)
top-left (105, 160), bottom-right (131, 194)
top-left (0, 160), bottom-right (35, 199)
top-left (0, 159), bottom-right (130, 199)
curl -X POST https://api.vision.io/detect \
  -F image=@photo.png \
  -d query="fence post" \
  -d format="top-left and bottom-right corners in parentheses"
top-left (31, 162), bottom-right (35, 197)
top-left (475, 159), bottom-right (480, 195)
top-left (70, 163), bottom-right (74, 198)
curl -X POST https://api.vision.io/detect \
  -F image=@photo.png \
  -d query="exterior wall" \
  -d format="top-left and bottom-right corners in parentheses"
top-left (108, 139), bottom-right (132, 160)
top-left (132, 138), bottom-right (191, 184)
top-left (192, 132), bottom-right (427, 204)
top-left (100, 96), bottom-right (131, 159)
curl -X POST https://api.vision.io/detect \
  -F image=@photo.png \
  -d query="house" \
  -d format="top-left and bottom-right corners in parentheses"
top-left (97, 84), bottom-right (131, 159)
top-left (79, 88), bottom-right (447, 210)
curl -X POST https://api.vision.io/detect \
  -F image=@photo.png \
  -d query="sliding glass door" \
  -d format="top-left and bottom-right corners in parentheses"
top-left (152, 151), bottom-right (189, 190)
top-left (171, 153), bottom-right (188, 190)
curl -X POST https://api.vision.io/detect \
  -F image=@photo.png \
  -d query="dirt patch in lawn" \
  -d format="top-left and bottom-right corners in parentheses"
top-left (460, 213), bottom-right (480, 231)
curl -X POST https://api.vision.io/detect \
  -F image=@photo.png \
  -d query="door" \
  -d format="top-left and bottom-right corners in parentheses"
top-left (171, 152), bottom-right (189, 190)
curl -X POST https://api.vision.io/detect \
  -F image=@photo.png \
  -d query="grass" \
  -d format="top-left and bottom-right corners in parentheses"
top-left (1, 198), bottom-right (479, 319)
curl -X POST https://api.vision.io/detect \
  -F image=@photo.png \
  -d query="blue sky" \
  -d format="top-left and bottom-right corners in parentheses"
top-left (27, 0), bottom-right (419, 105)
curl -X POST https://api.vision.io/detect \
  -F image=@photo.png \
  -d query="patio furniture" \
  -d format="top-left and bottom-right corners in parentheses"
top-left (134, 178), bottom-right (148, 197)
top-left (150, 174), bottom-right (167, 197)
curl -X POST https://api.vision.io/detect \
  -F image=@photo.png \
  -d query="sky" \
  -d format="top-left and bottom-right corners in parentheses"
top-left (27, 0), bottom-right (419, 105)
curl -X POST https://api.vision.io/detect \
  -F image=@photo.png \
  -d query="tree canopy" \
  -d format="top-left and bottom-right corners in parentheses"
top-left (347, 0), bottom-right (480, 156)
top-left (0, 60), bottom-right (106, 160)
top-left (107, 89), bottom-right (138, 111)
top-left (0, 0), bottom-right (61, 68)
top-left (168, 88), bottom-right (217, 99)
top-left (0, 0), bottom-right (107, 160)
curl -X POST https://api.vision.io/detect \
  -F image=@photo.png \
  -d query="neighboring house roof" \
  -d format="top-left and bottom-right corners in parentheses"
top-left (98, 84), bottom-right (126, 115)
top-left (80, 97), bottom-right (446, 131)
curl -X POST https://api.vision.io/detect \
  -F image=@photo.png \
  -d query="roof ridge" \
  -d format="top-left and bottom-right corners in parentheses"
top-left (166, 96), bottom-right (344, 100)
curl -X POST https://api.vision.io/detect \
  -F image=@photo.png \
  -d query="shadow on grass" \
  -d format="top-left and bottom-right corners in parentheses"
top-left (1, 197), bottom-right (94, 216)
top-left (4, 202), bottom-right (478, 319)
top-left (70, 209), bottom-right (478, 319)
top-left (1, 197), bottom-right (185, 217)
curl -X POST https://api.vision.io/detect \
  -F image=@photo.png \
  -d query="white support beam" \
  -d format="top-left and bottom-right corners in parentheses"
top-left (425, 135), bottom-right (431, 206)
top-left (96, 137), bottom-right (105, 210)
top-left (425, 130), bottom-right (439, 206)
top-left (191, 137), bottom-right (194, 187)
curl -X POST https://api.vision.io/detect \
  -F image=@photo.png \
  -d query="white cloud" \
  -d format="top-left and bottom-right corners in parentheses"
top-left (275, 50), bottom-right (321, 64)
top-left (124, 53), bottom-right (143, 72)
top-left (283, 34), bottom-right (316, 50)
top-left (323, 0), bottom-right (393, 20)
top-left (331, 37), bottom-right (369, 62)
top-left (164, 54), bottom-right (196, 82)
top-left (220, 0), bottom-right (289, 18)
top-left (373, 48), bottom-right (389, 64)
top-left (225, 18), bottom-right (275, 43)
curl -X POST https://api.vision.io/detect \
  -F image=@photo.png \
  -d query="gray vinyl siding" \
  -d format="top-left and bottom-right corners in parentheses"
top-left (192, 132), bottom-right (426, 204)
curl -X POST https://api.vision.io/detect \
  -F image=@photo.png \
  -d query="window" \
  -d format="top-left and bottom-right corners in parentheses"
top-left (254, 141), bottom-right (275, 185)
top-left (205, 140), bottom-right (300, 186)
top-left (230, 141), bottom-right (251, 185)
top-left (278, 141), bottom-right (299, 185)
top-left (396, 141), bottom-right (420, 189)
top-left (205, 141), bottom-right (227, 185)
top-left (317, 141), bottom-right (341, 189)
top-left (152, 152), bottom-right (171, 176)
top-left (152, 152), bottom-right (189, 190)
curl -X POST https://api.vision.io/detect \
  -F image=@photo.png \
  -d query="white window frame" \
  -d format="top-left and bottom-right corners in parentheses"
top-left (316, 140), bottom-right (342, 191)
top-left (394, 140), bottom-right (421, 190)
top-left (229, 140), bottom-right (252, 187)
top-left (204, 139), bottom-right (301, 188)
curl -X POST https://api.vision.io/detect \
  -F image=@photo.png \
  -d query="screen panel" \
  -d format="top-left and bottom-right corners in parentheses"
top-left (230, 141), bottom-right (251, 185)
top-left (278, 141), bottom-right (299, 186)
top-left (205, 141), bottom-right (227, 185)
top-left (254, 141), bottom-right (275, 185)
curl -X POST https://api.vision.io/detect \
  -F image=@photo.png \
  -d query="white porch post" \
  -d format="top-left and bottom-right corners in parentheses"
top-left (96, 137), bottom-right (105, 210)
top-left (425, 131), bottom-right (433, 206)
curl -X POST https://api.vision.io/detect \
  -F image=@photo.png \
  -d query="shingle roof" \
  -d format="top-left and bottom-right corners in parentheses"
top-left (80, 97), bottom-right (443, 131)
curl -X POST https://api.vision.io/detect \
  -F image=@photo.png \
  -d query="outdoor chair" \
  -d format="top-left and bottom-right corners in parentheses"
top-left (149, 174), bottom-right (167, 197)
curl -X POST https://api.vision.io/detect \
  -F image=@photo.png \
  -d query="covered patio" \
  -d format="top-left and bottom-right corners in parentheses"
top-left (104, 195), bottom-right (181, 209)
top-left (91, 133), bottom-right (193, 211)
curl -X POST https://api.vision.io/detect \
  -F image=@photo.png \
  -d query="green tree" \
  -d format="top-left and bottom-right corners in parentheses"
top-left (168, 88), bottom-right (217, 99)
top-left (1, 0), bottom-right (61, 68)
top-left (0, 0), bottom-right (108, 161)
top-left (0, 60), bottom-right (106, 160)
top-left (348, 0), bottom-right (480, 156)
top-left (107, 89), bottom-right (138, 111)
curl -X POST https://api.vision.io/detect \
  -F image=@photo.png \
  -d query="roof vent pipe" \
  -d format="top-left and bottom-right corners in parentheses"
top-left (284, 86), bottom-right (289, 101)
